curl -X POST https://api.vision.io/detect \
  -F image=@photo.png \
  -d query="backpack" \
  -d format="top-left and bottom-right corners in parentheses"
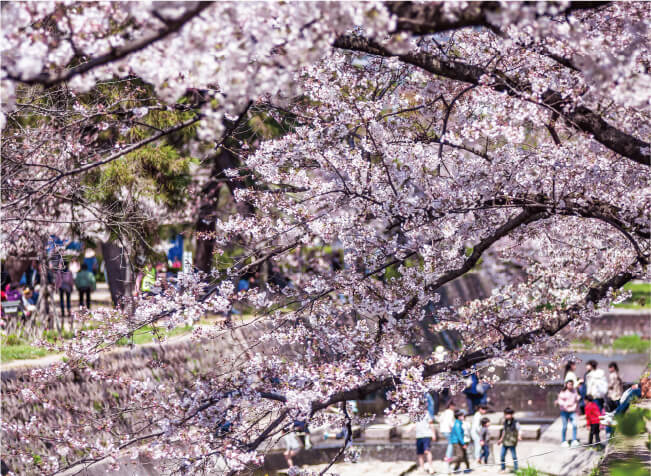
top-left (75, 271), bottom-right (94, 291)
top-left (593, 375), bottom-right (608, 399)
top-left (502, 420), bottom-right (518, 447)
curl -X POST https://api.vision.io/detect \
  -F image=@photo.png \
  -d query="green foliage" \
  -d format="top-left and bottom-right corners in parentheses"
top-left (85, 144), bottom-right (195, 210)
top-left (1, 344), bottom-right (50, 362)
top-left (516, 466), bottom-right (541, 476)
top-left (32, 453), bottom-right (42, 466)
top-left (572, 337), bottom-right (594, 349)
top-left (616, 406), bottom-right (651, 437)
top-left (610, 459), bottom-right (648, 476)
top-left (3, 333), bottom-right (22, 346)
top-left (612, 334), bottom-right (651, 353)
top-left (614, 282), bottom-right (651, 309)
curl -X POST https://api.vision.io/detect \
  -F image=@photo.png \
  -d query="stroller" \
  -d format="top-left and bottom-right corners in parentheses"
top-left (1, 285), bottom-right (25, 331)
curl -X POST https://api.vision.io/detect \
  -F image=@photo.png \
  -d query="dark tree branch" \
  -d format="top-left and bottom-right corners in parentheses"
top-left (333, 36), bottom-right (650, 167)
top-left (5, 2), bottom-right (213, 87)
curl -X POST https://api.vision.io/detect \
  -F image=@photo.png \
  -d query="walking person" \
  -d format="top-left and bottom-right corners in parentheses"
top-left (471, 404), bottom-right (488, 463)
top-left (449, 409), bottom-right (470, 473)
top-left (439, 401), bottom-right (456, 470)
top-left (55, 263), bottom-right (73, 322)
top-left (607, 362), bottom-right (623, 412)
top-left (555, 379), bottom-right (581, 447)
top-left (585, 395), bottom-right (603, 449)
top-left (498, 407), bottom-right (521, 473)
top-left (414, 412), bottom-right (436, 474)
top-left (479, 417), bottom-right (491, 464)
top-left (74, 263), bottom-right (96, 310)
top-left (585, 360), bottom-right (608, 411)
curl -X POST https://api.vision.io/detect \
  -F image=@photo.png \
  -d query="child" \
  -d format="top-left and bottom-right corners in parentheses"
top-left (585, 395), bottom-right (602, 449)
top-left (414, 413), bottom-right (436, 474)
top-left (479, 417), bottom-right (491, 464)
top-left (555, 379), bottom-right (581, 447)
top-left (498, 407), bottom-right (521, 473)
top-left (449, 410), bottom-right (470, 472)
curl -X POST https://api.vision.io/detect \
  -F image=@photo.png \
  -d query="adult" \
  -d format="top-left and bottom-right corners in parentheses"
top-left (613, 383), bottom-right (641, 415)
top-left (75, 263), bottom-right (96, 310)
top-left (585, 360), bottom-right (608, 411)
top-left (463, 371), bottom-right (486, 414)
top-left (607, 362), bottom-right (623, 412)
top-left (414, 412), bottom-right (436, 475)
top-left (555, 379), bottom-right (581, 447)
top-left (282, 430), bottom-right (301, 468)
top-left (439, 401), bottom-right (456, 467)
top-left (55, 263), bottom-right (73, 318)
top-left (498, 407), bottom-right (521, 473)
top-left (471, 404), bottom-right (489, 463)
top-left (449, 410), bottom-right (470, 473)
top-left (563, 361), bottom-right (579, 388)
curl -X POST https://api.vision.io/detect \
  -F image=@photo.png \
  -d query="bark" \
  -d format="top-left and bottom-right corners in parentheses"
top-left (194, 149), bottom-right (240, 272)
top-left (101, 241), bottom-right (128, 307)
top-left (333, 36), bottom-right (650, 167)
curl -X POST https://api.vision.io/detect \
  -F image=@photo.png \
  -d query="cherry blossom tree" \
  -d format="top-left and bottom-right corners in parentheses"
top-left (1, 2), bottom-right (649, 475)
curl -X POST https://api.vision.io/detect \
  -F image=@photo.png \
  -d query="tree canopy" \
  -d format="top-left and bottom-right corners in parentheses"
top-left (1, 2), bottom-right (649, 475)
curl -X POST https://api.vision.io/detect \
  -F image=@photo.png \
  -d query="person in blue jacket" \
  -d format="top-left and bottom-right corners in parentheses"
top-left (449, 409), bottom-right (470, 472)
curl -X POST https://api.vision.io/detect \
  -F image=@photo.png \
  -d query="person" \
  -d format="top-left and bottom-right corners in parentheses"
top-left (21, 289), bottom-right (37, 318)
top-left (555, 379), bottom-right (581, 447)
top-left (564, 361), bottom-right (579, 388)
top-left (283, 429), bottom-right (301, 468)
top-left (463, 371), bottom-right (484, 414)
top-left (425, 391), bottom-right (437, 420)
top-left (136, 263), bottom-right (157, 296)
top-left (498, 407), bottom-right (521, 473)
top-left (74, 263), bottom-right (96, 310)
top-left (479, 417), bottom-right (491, 464)
top-left (585, 395), bottom-right (602, 449)
top-left (293, 420), bottom-right (312, 450)
top-left (449, 409), bottom-right (470, 473)
top-left (414, 412), bottom-right (436, 474)
top-left (471, 404), bottom-right (488, 463)
top-left (607, 362), bottom-right (623, 412)
top-left (613, 383), bottom-right (641, 415)
top-left (55, 263), bottom-right (73, 318)
top-left (439, 401), bottom-right (456, 466)
top-left (585, 360), bottom-right (608, 411)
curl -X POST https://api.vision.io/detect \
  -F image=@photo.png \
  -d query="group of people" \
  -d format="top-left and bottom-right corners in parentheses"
top-left (556, 359), bottom-right (640, 449)
top-left (416, 402), bottom-right (521, 474)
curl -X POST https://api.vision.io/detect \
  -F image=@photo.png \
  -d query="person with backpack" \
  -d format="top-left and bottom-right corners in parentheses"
top-left (555, 379), bottom-right (581, 447)
top-left (55, 263), bottom-right (73, 318)
top-left (498, 407), bottom-right (521, 473)
top-left (74, 263), bottom-right (96, 310)
top-left (585, 360), bottom-right (608, 411)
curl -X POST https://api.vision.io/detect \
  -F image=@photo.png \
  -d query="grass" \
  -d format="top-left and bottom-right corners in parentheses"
top-left (1, 344), bottom-right (51, 362)
top-left (571, 337), bottom-right (594, 349)
top-left (614, 282), bottom-right (651, 309)
top-left (612, 334), bottom-right (651, 353)
top-left (116, 323), bottom-right (194, 346)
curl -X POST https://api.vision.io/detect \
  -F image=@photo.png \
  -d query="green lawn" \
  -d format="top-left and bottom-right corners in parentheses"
top-left (614, 282), bottom-right (651, 309)
top-left (612, 334), bottom-right (651, 353)
top-left (1, 344), bottom-right (51, 362)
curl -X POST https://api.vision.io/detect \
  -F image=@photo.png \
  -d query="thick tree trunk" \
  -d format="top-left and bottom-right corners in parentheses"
top-left (194, 149), bottom-right (241, 272)
top-left (101, 241), bottom-right (127, 307)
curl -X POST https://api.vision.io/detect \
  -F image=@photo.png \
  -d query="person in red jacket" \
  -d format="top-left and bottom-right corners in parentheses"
top-left (585, 395), bottom-right (602, 449)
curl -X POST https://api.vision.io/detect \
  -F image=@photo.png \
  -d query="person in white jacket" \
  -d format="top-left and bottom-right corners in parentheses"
top-left (439, 401), bottom-right (457, 463)
top-left (585, 360), bottom-right (608, 411)
top-left (471, 404), bottom-right (489, 462)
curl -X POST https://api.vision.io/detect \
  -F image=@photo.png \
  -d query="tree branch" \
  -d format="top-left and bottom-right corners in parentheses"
top-left (6, 3), bottom-right (213, 87)
top-left (333, 35), bottom-right (650, 167)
